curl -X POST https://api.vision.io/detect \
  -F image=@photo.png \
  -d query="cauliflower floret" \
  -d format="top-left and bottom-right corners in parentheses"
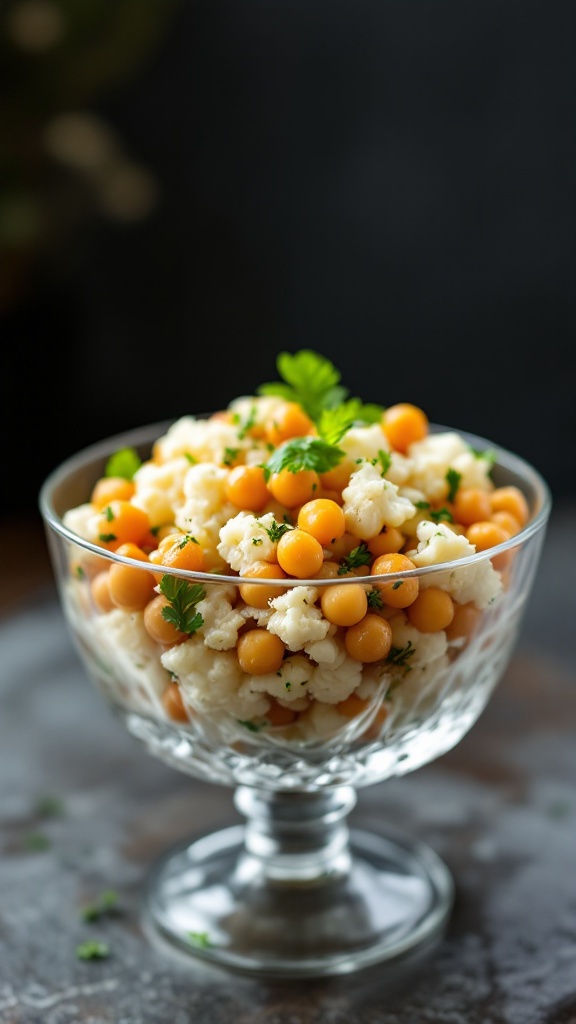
top-left (267, 586), bottom-right (329, 651)
top-left (342, 463), bottom-right (416, 539)
top-left (411, 521), bottom-right (503, 609)
top-left (131, 456), bottom-right (191, 527)
top-left (304, 624), bottom-right (340, 665)
top-left (246, 654), bottom-right (312, 704)
top-left (63, 503), bottom-right (96, 541)
top-left (196, 585), bottom-right (245, 650)
top-left (308, 643), bottom-right (362, 704)
top-left (340, 423), bottom-right (390, 463)
top-left (406, 432), bottom-right (471, 502)
top-left (451, 451), bottom-right (494, 492)
top-left (228, 394), bottom-right (285, 430)
top-left (217, 511), bottom-right (279, 573)
top-left (385, 452), bottom-right (413, 486)
top-left (237, 603), bottom-right (274, 626)
top-left (92, 608), bottom-right (170, 714)
top-left (388, 613), bottom-right (448, 669)
top-left (174, 463), bottom-right (236, 568)
top-left (299, 701), bottom-right (349, 739)
top-left (153, 415), bottom-right (253, 465)
top-left (161, 636), bottom-right (270, 719)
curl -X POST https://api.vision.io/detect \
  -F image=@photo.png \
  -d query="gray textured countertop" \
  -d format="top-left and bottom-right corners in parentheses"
top-left (0, 502), bottom-right (575, 1024)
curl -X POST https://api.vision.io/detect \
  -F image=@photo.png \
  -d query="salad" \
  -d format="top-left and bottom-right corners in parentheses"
top-left (61, 350), bottom-right (530, 744)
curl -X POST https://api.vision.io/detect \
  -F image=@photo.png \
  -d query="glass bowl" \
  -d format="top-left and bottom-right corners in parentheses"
top-left (39, 419), bottom-right (551, 978)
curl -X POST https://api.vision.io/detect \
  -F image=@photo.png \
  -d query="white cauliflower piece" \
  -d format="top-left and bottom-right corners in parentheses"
top-left (308, 644), bottom-right (362, 704)
top-left (411, 521), bottom-right (503, 609)
top-left (340, 423), bottom-right (390, 463)
top-left (238, 603), bottom-right (274, 626)
top-left (406, 431), bottom-right (471, 502)
top-left (153, 415), bottom-right (253, 465)
top-left (92, 608), bottom-right (170, 714)
top-left (246, 654), bottom-right (312, 704)
top-left (161, 636), bottom-right (270, 719)
top-left (300, 701), bottom-right (349, 739)
top-left (131, 456), bottom-right (191, 527)
top-left (385, 452), bottom-right (413, 486)
top-left (196, 585), bottom-right (245, 650)
top-left (388, 613), bottom-right (448, 669)
top-left (228, 394), bottom-right (285, 429)
top-left (267, 586), bottom-right (329, 651)
top-left (451, 451), bottom-right (494, 492)
top-left (342, 463), bottom-right (416, 539)
top-left (63, 503), bottom-right (97, 542)
top-left (304, 624), bottom-right (340, 665)
top-left (217, 511), bottom-right (278, 573)
top-left (175, 463), bottom-right (236, 568)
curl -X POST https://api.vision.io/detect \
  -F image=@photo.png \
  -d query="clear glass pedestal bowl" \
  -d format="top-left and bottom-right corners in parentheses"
top-left (39, 421), bottom-right (551, 978)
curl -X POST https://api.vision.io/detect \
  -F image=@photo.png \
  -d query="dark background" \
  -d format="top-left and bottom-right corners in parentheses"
top-left (1, 0), bottom-right (575, 523)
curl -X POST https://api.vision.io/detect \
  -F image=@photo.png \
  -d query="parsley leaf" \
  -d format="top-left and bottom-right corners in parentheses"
top-left (159, 576), bottom-right (206, 635)
top-left (445, 468), bottom-right (462, 503)
top-left (367, 589), bottom-right (384, 609)
top-left (264, 437), bottom-right (345, 478)
top-left (316, 399), bottom-right (384, 445)
top-left (80, 890), bottom-right (120, 923)
top-left (223, 447), bottom-right (240, 467)
top-left (337, 543), bottom-right (372, 574)
top-left (257, 350), bottom-right (348, 420)
top-left (187, 931), bottom-right (213, 948)
top-left (377, 449), bottom-right (391, 475)
top-left (104, 447), bottom-right (142, 481)
top-left (430, 507), bottom-right (454, 523)
top-left (386, 641), bottom-right (416, 671)
top-left (76, 941), bottom-right (110, 961)
top-left (264, 520), bottom-right (292, 543)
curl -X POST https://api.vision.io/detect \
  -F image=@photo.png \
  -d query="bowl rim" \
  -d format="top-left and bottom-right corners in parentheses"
top-left (38, 416), bottom-right (553, 587)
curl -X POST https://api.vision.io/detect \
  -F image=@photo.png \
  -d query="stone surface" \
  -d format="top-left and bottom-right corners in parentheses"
top-left (0, 503), bottom-right (575, 1024)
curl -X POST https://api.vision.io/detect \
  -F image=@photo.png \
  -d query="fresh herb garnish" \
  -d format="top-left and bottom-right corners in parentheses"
top-left (187, 931), bottom-right (213, 949)
top-left (223, 447), bottom-right (240, 466)
top-left (235, 405), bottom-right (257, 440)
top-left (337, 543), bottom-right (372, 575)
top-left (430, 507), bottom-right (454, 523)
top-left (184, 452), bottom-right (197, 464)
top-left (391, 580), bottom-right (404, 590)
top-left (36, 795), bottom-right (64, 818)
top-left (23, 832), bottom-right (50, 852)
top-left (252, 538), bottom-right (263, 546)
top-left (104, 447), bottom-right (142, 481)
top-left (264, 436), bottom-right (345, 479)
top-left (76, 941), bottom-right (110, 961)
top-left (264, 520), bottom-right (293, 543)
top-left (104, 506), bottom-right (115, 522)
top-left (98, 533), bottom-right (116, 543)
top-left (80, 890), bottom-right (119, 923)
top-left (377, 449), bottom-right (392, 475)
top-left (176, 534), bottom-right (199, 549)
top-left (415, 500), bottom-right (430, 510)
top-left (257, 350), bottom-right (348, 421)
top-left (469, 445), bottom-right (497, 469)
top-left (367, 589), bottom-right (384, 609)
top-left (387, 641), bottom-right (416, 671)
top-left (159, 576), bottom-right (205, 635)
top-left (237, 719), bottom-right (264, 732)
top-left (445, 468), bottom-right (462, 503)
top-left (316, 399), bottom-right (384, 445)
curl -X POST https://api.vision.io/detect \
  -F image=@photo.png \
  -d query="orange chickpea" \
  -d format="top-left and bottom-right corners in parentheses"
top-left (490, 486), bottom-right (530, 527)
top-left (466, 521), bottom-right (509, 552)
top-left (452, 488), bottom-right (492, 526)
top-left (157, 533), bottom-right (206, 573)
top-left (320, 583), bottom-right (368, 626)
top-left (225, 465), bottom-right (270, 512)
top-left (345, 614), bottom-right (393, 663)
top-left (490, 510), bottom-right (522, 537)
top-left (328, 532), bottom-right (358, 560)
top-left (407, 587), bottom-right (454, 633)
top-left (361, 703), bottom-right (389, 740)
top-left (277, 529), bottom-right (324, 578)
top-left (297, 498), bottom-right (346, 546)
top-left (371, 553), bottom-right (419, 608)
top-left (367, 527), bottom-right (405, 557)
top-left (445, 601), bottom-right (481, 642)
top-left (316, 560), bottom-right (341, 579)
top-left (162, 682), bottom-right (190, 723)
top-left (266, 701), bottom-right (297, 726)
top-left (143, 594), bottom-right (187, 645)
top-left (236, 629), bottom-right (286, 675)
top-left (238, 561), bottom-right (288, 608)
top-left (108, 543), bottom-right (157, 611)
top-left (90, 570), bottom-right (115, 613)
top-left (268, 468), bottom-right (320, 508)
top-left (382, 403), bottom-right (428, 453)
top-left (336, 693), bottom-right (370, 718)
top-left (91, 476), bottom-right (135, 510)
top-left (265, 402), bottom-right (314, 446)
top-left (319, 463), bottom-right (353, 492)
top-left (94, 500), bottom-right (150, 550)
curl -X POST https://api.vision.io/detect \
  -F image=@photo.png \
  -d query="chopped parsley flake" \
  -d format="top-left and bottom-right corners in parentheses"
top-left (187, 931), bottom-right (213, 949)
top-left (338, 543), bottom-right (372, 575)
top-left (377, 449), bottom-right (392, 475)
top-left (236, 406), bottom-right (257, 440)
top-left (104, 447), bottom-right (142, 481)
top-left (36, 795), bottom-right (64, 818)
top-left (98, 533), bottom-right (116, 543)
top-left (75, 565), bottom-right (86, 580)
top-left (177, 534), bottom-right (199, 549)
top-left (104, 506), bottom-right (115, 522)
top-left (387, 641), bottom-right (416, 671)
top-left (184, 452), bottom-right (197, 464)
top-left (237, 719), bottom-right (264, 732)
top-left (264, 520), bottom-right (292, 543)
top-left (223, 447), bottom-right (240, 466)
top-left (391, 580), bottom-right (404, 590)
top-left (430, 507), bottom-right (454, 523)
top-left (80, 890), bottom-right (119, 923)
top-left (159, 576), bottom-right (205, 635)
top-left (23, 832), bottom-right (50, 852)
top-left (76, 941), bottom-right (110, 961)
top-left (445, 468), bottom-right (462, 503)
top-left (367, 589), bottom-right (384, 609)
top-left (252, 537), bottom-right (263, 546)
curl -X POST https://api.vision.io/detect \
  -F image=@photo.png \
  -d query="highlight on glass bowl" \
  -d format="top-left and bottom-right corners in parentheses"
top-left (40, 350), bottom-right (551, 978)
